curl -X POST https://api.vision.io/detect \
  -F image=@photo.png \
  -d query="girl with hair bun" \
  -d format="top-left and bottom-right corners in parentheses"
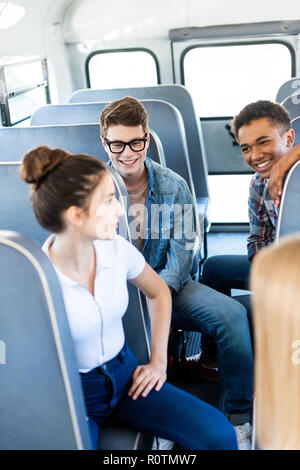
top-left (21, 146), bottom-right (237, 450)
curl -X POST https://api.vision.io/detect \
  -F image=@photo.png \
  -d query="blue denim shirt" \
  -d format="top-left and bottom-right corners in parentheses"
top-left (140, 158), bottom-right (195, 293)
top-left (108, 158), bottom-right (196, 292)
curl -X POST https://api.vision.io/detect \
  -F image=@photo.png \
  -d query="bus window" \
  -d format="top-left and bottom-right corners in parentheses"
top-left (208, 174), bottom-right (253, 223)
top-left (183, 42), bottom-right (293, 117)
top-left (0, 58), bottom-right (50, 126)
top-left (86, 49), bottom-right (160, 89)
top-left (181, 42), bottom-right (293, 224)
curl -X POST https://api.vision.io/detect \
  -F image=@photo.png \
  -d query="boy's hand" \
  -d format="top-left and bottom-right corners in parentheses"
top-left (268, 158), bottom-right (288, 208)
top-left (269, 145), bottom-right (300, 208)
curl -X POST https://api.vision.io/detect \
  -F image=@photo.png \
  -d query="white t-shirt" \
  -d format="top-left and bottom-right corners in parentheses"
top-left (42, 234), bottom-right (145, 373)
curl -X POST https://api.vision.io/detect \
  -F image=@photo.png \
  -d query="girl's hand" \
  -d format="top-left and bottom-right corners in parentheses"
top-left (128, 362), bottom-right (167, 400)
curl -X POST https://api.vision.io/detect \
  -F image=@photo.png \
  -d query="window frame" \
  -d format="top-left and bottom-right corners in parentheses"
top-left (170, 22), bottom-right (298, 227)
top-left (180, 40), bottom-right (295, 224)
top-left (85, 47), bottom-right (161, 88)
top-left (180, 39), bottom-right (295, 118)
top-left (0, 57), bottom-right (50, 127)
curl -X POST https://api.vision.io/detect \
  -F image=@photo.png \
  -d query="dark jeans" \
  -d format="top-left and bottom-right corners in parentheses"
top-left (80, 342), bottom-right (237, 450)
top-left (201, 255), bottom-right (253, 338)
top-left (202, 255), bottom-right (251, 296)
top-left (171, 278), bottom-right (253, 425)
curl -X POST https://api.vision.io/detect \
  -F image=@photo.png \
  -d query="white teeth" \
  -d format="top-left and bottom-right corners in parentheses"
top-left (257, 160), bottom-right (270, 168)
top-left (121, 160), bottom-right (137, 165)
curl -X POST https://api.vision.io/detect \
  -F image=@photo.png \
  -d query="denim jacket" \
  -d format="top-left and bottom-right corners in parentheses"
top-left (140, 158), bottom-right (195, 293)
top-left (109, 158), bottom-right (196, 293)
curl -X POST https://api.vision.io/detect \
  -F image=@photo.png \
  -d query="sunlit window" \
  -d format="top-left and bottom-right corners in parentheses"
top-left (87, 49), bottom-right (159, 89)
top-left (208, 175), bottom-right (253, 223)
top-left (4, 61), bottom-right (45, 91)
top-left (183, 42), bottom-right (292, 224)
top-left (8, 87), bottom-right (47, 125)
top-left (0, 58), bottom-right (50, 126)
top-left (183, 43), bottom-right (292, 117)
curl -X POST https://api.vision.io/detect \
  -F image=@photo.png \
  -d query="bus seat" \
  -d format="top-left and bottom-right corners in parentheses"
top-left (0, 230), bottom-right (153, 450)
top-left (281, 93), bottom-right (300, 121)
top-left (0, 122), bottom-right (164, 181)
top-left (275, 159), bottom-right (300, 240)
top-left (0, 161), bottom-right (128, 246)
top-left (30, 100), bottom-right (193, 189)
top-left (0, 163), bottom-right (49, 244)
top-left (30, 100), bottom-right (204, 261)
top-left (0, 124), bottom-right (104, 162)
top-left (292, 116), bottom-right (300, 145)
top-left (0, 155), bottom-right (153, 449)
top-left (68, 85), bottom-right (210, 208)
top-left (0, 154), bottom-right (151, 363)
top-left (276, 77), bottom-right (300, 103)
top-left (0, 230), bottom-right (92, 449)
top-left (30, 106), bottom-right (165, 167)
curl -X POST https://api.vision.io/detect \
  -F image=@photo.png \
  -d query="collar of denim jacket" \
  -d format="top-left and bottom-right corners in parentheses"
top-left (107, 157), bottom-right (156, 201)
top-left (144, 157), bottom-right (156, 200)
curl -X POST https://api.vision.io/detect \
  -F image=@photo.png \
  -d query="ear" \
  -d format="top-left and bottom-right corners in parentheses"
top-left (145, 132), bottom-right (150, 151)
top-left (101, 136), bottom-right (109, 155)
top-left (65, 205), bottom-right (84, 227)
top-left (286, 128), bottom-right (295, 148)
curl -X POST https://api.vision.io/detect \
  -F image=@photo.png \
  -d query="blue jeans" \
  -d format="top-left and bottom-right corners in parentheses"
top-left (202, 255), bottom-right (251, 296)
top-left (80, 343), bottom-right (237, 450)
top-left (201, 255), bottom-right (253, 341)
top-left (171, 278), bottom-right (253, 425)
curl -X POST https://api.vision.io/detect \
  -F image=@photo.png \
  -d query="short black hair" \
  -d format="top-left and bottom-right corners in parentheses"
top-left (232, 100), bottom-right (291, 141)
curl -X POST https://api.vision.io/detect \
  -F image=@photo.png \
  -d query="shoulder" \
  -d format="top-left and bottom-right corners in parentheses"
top-left (113, 235), bottom-right (146, 279)
top-left (94, 235), bottom-right (134, 257)
top-left (94, 235), bottom-right (144, 261)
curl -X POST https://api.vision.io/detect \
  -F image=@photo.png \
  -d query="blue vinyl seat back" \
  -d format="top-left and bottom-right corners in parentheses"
top-left (30, 100), bottom-right (203, 246)
top-left (0, 124), bottom-right (105, 244)
top-left (292, 116), bottom-right (300, 145)
top-left (275, 160), bottom-right (300, 240)
top-left (0, 127), bottom-right (152, 447)
top-left (30, 107), bottom-right (164, 167)
top-left (276, 78), bottom-right (300, 103)
top-left (0, 124), bottom-right (104, 162)
top-left (0, 230), bottom-right (92, 450)
top-left (68, 85), bottom-right (209, 202)
top-left (0, 161), bottom-right (130, 247)
top-left (0, 163), bottom-right (49, 244)
top-left (281, 93), bottom-right (300, 121)
top-left (0, 155), bottom-right (150, 364)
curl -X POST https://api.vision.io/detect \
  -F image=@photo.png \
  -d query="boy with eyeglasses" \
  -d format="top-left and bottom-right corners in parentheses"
top-left (100, 96), bottom-right (253, 450)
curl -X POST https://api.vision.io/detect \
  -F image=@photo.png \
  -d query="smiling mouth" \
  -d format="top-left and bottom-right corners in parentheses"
top-left (119, 158), bottom-right (138, 166)
top-left (255, 159), bottom-right (271, 170)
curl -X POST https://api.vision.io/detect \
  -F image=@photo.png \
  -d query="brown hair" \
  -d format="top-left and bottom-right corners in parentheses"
top-left (20, 146), bottom-right (108, 233)
top-left (232, 100), bottom-right (291, 141)
top-left (100, 96), bottom-right (149, 138)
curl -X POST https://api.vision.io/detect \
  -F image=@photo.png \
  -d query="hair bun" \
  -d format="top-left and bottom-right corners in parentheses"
top-left (20, 146), bottom-right (70, 186)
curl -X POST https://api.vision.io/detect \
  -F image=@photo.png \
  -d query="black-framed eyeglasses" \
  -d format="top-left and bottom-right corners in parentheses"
top-left (104, 135), bottom-right (148, 154)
